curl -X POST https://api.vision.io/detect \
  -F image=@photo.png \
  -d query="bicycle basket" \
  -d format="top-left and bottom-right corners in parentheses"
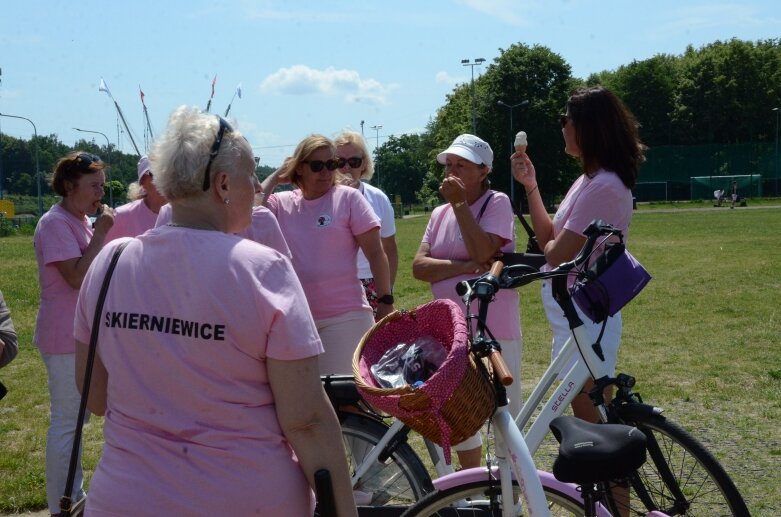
top-left (571, 242), bottom-right (651, 323)
top-left (352, 299), bottom-right (495, 463)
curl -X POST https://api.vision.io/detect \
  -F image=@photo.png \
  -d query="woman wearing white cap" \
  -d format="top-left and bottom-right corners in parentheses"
top-left (104, 155), bottom-right (167, 242)
top-left (412, 134), bottom-right (521, 469)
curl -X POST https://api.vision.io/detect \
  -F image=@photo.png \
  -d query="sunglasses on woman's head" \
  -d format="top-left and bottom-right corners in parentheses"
top-left (559, 114), bottom-right (571, 128)
top-left (303, 159), bottom-right (342, 173)
top-left (202, 116), bottom-right (234, 191)
top-left (337, 156), bottom-right (363, 169)
top-left (69, 153), bottom-right (101, 172)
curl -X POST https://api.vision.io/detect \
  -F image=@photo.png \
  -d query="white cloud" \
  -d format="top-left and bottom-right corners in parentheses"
top-left (456, 0), bottom-right (525, 26)
top-left (436, 71), bottom-right (463, 85)
top-left (260, 65), bottom-right (396, 105)
top-left (661, 4), bottom-right (767, 34)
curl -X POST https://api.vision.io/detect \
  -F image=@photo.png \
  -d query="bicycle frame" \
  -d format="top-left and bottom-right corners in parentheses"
top-left (519, 323), bottom-right (611, 454)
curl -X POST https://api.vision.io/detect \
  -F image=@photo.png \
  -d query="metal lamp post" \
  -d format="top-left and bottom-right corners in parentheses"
top-left (497, 99), bottom-right (529, 204)
top-left (0, 112), bottom-right (42, 215)
top-left (370, 124), bottom-right (383, 189)
top-left (73, 127), bottom-right (113, 207)
top-left (461, 58), bottom-right (486, 134)
top-left (773, 107), bottom-right (779, 194)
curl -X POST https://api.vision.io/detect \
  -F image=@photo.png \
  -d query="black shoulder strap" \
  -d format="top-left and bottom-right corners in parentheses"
top-left (61, 240), bottom-right (129, 515)
top-left (512, 195), bottom-right (534, 238)
top-left (476, 191), bottom-right (495, 222)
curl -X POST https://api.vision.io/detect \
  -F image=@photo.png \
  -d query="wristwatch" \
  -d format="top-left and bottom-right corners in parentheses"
top-left (377, 294), bottom-right (395, 305)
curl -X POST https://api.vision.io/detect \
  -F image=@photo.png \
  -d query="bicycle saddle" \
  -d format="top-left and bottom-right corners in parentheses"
top-left (550, 415), bottom-right (647, 485)
top-left (322, 374), bottom-right (362, 406)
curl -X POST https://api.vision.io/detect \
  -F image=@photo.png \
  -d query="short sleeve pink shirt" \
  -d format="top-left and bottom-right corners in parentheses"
top-left (552, 170), bottom-right (633, 239)
top-left (422, 190), bottom-right (521, 340)
top-left (74, 226), bottom-right (322, 516)
top-left (33, 204), bottom-right (93, 354)
top-left (104, 198), bottom-right (158, 242)
top-left (155, 204), bottom-right (291, 257)
top-left (268, 185), bottom-right (379, 320)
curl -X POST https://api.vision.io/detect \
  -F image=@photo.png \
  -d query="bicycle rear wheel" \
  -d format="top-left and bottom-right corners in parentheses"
top-left (400, 480), bottom-right (587, 516)
top-left (605, 408), bottom-right (749, 516)
top-left (342, 414), bottom-right (433, 506)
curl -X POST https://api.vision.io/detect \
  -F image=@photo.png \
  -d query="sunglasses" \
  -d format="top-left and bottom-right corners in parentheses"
top-left (202, 116), bottom-right (234, 191)
top-left (76, 152), bottom-right (101, 165)
top-left (559, 114), bottom-right (571, 128)
top-left (337, 156), bottom-right (363, 169)
top-left (68, 153), bottom-right (101, 173)
top-left (303, 159), bottom-right (342, 173)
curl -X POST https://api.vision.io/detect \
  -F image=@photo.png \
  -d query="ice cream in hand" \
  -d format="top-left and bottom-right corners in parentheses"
top-left (514, 131), bottom-right (528, 154)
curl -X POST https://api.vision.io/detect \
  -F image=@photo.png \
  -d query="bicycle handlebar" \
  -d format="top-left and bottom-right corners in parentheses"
top-left (458, 219), bottom-right (623, 295)
top-left (484, 261), bottom-right (514, 386)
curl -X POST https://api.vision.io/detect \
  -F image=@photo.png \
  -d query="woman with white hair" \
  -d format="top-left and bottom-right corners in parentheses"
top-left (104, 155), bottom-right (167, 242)
top-left (74, 106), bottom-right (356, 516)
top-left (412, 134), bottom-right (521, 469)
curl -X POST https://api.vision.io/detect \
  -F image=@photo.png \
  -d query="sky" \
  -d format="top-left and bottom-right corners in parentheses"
top-left (1, 0), bottom-right (779, 168)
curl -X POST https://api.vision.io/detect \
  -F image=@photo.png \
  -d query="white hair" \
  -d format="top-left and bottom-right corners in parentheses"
top-left (150, 106), bottom-right (251, 201)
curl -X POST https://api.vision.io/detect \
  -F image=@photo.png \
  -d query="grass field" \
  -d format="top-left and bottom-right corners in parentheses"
top-left (1, 206), bottom-right (780, 514)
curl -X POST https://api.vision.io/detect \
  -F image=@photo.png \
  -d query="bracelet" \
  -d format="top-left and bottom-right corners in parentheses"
top-left (451, 201), bottom-right (466, 209)
top-left (525, 184), bottom-right (539, 197)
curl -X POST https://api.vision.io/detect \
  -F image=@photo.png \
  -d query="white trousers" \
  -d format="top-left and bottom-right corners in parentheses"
top-left (41, 352), bottom-right (88, 513)
top-left (541, 281), bottom-right (622, 377)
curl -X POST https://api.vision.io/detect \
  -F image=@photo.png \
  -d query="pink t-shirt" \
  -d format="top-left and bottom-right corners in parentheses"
top-left (155, 203), bottom-right (291, 258)
top-left (267, 185), bottom-right (379, 320)
top-left (33, 204), bottom-right (93, 354)
top-left (552, 169), bottom-right (633, 238)
top-left (104, 198), bottom-right (159, 242)
top-left (547, 169), bottom-right (633, 277)
top-left (74, 226), bottom-right (322, 516)
top-left (422, 190), bottom-right (521, 340)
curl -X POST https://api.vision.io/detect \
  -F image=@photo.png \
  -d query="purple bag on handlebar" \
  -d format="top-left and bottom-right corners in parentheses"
top-left (571, 243), bottom-right (651, 323)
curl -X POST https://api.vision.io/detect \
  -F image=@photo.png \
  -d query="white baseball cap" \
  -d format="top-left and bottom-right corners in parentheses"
top-left (436, 134), bottom-right (493, 171)
top-left (137, 155), bottom-right (152, 181)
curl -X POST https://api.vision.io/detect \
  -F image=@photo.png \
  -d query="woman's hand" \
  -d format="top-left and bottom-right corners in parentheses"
top-left (511, 151), bottom-right (537, 190)
top-left (438, 176), bottom-right (467, 206)
top-left (92, 204), bottom-right (115, 236)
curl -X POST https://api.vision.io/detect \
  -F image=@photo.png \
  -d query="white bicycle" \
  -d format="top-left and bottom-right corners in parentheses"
top-left (330, 220), bottom-right (748, 516)
top-left (399, 220), bottom-right (747, 516)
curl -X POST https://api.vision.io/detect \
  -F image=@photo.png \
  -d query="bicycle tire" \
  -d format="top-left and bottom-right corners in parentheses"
top-left (605, 408), bottom-right (750, 516)
top-left (400, 480), bottom-right (587, 516)
top-left (341, 414), bottom-right (434, 506)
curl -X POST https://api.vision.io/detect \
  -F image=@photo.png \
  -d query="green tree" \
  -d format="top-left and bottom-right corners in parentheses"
top-left (675, 38), bottom-right (781, 145)
top-left (594, 55), bottom-right (679, 146)
top-left (372, 134), bottom-right (427, 205)
top-left (422, 43), bottom-right (579, 207)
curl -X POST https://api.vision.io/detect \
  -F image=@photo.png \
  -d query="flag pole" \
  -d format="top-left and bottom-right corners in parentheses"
top-left (99, 78), bottom-right (141, 156)
top-left (224, 83), bottom-right (242, 117)
top-left (205, 74), bottom-right (217, 113)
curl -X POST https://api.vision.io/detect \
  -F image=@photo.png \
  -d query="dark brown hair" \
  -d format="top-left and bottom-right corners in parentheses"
top-left (49, 151), bottom-right (106, 197)
top-left (566, 86), bottom-right (646, 189)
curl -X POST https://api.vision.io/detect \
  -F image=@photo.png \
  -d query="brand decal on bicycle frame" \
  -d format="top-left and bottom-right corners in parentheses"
top-left (551, 381), bottom-right (576, 413)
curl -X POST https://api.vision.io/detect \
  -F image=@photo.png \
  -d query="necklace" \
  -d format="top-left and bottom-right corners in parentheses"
top-left (166, 222), bottom-right (217, 231)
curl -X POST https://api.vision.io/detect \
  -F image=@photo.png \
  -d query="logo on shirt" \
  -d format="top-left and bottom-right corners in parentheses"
top-left (316, 214), bottom-right (332, 227)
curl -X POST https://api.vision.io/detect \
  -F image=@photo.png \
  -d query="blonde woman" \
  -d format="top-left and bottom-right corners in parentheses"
top-left (261, 134), bottom-right (394, 374)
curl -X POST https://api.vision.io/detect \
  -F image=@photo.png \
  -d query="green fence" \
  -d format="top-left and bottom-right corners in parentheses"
top-left (636, 142), bottom-right (780, 201)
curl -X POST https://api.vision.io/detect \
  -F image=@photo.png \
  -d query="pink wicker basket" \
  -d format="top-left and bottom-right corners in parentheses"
top-left (352, 299), bottom-right (494, 463)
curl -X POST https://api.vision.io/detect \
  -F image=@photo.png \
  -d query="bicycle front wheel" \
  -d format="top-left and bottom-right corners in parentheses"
top-left (341, 414), bottom-right (433, 506)
top-left (400, 480), bottom-right (586, 516)
top-left (606, 408), bottom-right (749, 516)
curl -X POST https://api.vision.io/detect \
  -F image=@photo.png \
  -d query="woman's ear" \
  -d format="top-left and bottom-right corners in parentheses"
top-left (216, 171), bottom-right (230, 199)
